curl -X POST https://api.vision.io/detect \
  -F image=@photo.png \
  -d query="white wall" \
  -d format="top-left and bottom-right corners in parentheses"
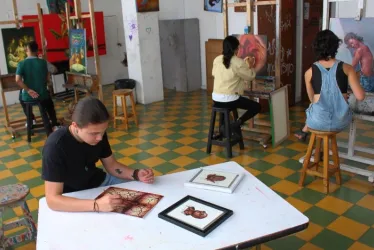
top-left (333, 0), bottom-right (374, 18)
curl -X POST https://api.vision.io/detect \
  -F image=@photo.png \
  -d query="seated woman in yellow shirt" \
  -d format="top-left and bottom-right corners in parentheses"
top-left (212, 35), bottom-right (261, 138)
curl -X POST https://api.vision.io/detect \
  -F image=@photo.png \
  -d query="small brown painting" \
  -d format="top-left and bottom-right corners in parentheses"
top-left (206, 174), bottom-right (226, 183)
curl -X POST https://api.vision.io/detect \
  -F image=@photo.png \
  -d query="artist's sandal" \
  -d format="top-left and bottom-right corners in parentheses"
top-left (294, 129), bottom-right (309, 142)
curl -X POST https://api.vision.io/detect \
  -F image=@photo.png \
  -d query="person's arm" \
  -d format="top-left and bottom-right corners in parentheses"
top-left (305, 68), bottom-right (314, 103)
top-left (351, 48), bottom-right (362, 69)
top-left (15, 62), bottom-right (39, 99)
top-left (235, 59), bottom-right (256, 81)
top-left (344, 63), bottom-right (365, 101)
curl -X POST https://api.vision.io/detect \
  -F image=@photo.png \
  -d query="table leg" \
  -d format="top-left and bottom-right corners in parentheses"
top-left (255, 245), bottom-right (261, 250)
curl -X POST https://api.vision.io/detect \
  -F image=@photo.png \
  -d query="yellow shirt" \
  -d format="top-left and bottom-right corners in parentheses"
top-left (212, 55), bottom-right (256, 96)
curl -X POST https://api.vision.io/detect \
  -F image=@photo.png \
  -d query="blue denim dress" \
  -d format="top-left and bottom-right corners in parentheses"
top-left (306, 61), bottom-right (352, 131)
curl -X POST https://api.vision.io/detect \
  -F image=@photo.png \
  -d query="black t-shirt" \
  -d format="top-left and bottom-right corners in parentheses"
top-left (42, 127), bottom-right (111, 193)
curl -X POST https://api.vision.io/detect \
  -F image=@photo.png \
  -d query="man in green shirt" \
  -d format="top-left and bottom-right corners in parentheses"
top-left (16, 41), bottom-right (59, 132)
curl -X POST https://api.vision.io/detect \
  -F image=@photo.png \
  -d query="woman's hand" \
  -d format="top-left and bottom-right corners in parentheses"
top-left (244, 56), bottom-right (255, 69)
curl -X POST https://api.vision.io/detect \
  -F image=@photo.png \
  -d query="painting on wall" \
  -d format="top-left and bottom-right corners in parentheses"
top-left (22, 12), bottom-right (106, 63)
top-left (234, 0), bottom-right (246, 12)
top-left (1, 27), bottom-right (35, 73)
top-left (204, 0), bottom-right (223, 13)
top-left (46, 0), bottom-right (74, 14)
top-left (235, 34), bottom-right (268, 76)
top-left (136, 0), bottom-right (159, 12)
top-left (69, 29), bottom-right (87, 74)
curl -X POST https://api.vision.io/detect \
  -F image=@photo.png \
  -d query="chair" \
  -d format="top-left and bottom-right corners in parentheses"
top-left (112, 89), bottom-right (138, 130)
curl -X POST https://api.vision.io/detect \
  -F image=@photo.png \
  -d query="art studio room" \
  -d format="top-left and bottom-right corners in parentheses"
top-left (1, 0), bottom-right (374, 249)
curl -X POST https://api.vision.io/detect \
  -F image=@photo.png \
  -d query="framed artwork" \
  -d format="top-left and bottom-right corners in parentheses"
top-left (158, 196), bottom-right (233, 237)
top-left (269, 85), bottom-right (289, 147)
top-left (95, 187), bottom-right (163, 218)
top-left (204, 0), bottom-right (223, 13)
top-left (69, 29), bottom-right (87, 74)
top-left (184, 168), bottom-right (243, 193)
top-left (136, 0), bottom-right (159, 12)
top-left (234, 0), bottom-right (246, 12)
top-left (1, 27), bottom-right (35, 73)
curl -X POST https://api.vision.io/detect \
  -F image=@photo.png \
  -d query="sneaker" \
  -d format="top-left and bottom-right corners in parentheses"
top-left (25, 120), bottom-right (37, 127)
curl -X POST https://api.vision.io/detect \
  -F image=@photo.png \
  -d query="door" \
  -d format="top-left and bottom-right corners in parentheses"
top-left (301, 0), bottom-right (324, 101)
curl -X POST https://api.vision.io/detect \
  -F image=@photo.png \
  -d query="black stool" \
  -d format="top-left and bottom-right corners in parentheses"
top-left (24, 100), bottom-right (52, 142)
top-left (207, 107), bottom-right (244, 158)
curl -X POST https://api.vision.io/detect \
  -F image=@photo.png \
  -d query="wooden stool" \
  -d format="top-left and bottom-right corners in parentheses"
top-left (112, 89), bottom-right (138, 130)
top-left (299, 129), bottom-right (342, 194)
top-left (0, 184), bottom-right (37, 248)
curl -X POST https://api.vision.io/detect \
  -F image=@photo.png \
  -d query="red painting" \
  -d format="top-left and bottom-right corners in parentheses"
top-left (22, 12), bottom-right (106, 63)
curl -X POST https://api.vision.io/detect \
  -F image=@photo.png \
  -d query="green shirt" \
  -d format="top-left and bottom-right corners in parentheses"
top-left (16, 57), bottom-right (49, 102)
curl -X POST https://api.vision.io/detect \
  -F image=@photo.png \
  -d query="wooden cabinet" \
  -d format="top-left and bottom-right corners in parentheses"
top-left (205, 39), bottom-right (223, 94)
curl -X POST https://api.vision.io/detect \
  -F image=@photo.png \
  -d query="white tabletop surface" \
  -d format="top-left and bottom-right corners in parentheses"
top-left (37, 161), bottom-right (309, 250)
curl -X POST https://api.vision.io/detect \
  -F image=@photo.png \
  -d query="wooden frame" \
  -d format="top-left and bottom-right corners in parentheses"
top-left (269, 85), bottom-right (289, 147)
top-left (65, 0), bottom-right (103, 101)
top-left (64, 72), bottom-right (99, 103)
top-left (322, 0), bottom-right (365, 29)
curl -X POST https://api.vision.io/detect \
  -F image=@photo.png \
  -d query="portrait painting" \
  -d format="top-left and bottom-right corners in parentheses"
top-left (69, 29), bottom-right (87, 74)
top-left (158, 196), bottom-right (233, 237)
top-left (204, 0), bottom-right (223, 13)
top-left (96, 187), bottom-right (163, 218)
top-left (136, 0), bottom-right (159, 12)
top-left (236, 34), bottom-right (268, 76)
top-left (1, 27), bottom-right (35, 73)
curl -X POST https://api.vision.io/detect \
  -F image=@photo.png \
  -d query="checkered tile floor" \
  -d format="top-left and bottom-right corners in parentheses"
top-left (1, 85), bottom-right (374, 250)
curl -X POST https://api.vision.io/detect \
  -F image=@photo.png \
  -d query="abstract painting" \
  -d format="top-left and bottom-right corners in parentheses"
top-left (69, 29), bottom-right (87, 74)
top-left (95, 187), bottom-right (163, 218)
top-left (136, 0), bottom-right (159, 12)
top-left (159, 196), bottom-right (233, 237)
top-left (1, 27), bottom-right (35, 73)
top-left (236, 34), bottom-right (268, 76)
top-left (22, 12), bottom-right (106, 63)
top-left (204, 0), bottom-right (223, 13)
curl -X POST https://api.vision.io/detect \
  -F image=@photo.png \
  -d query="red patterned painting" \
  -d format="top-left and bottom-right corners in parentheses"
top-left (22, 12), bottom-right (106, 63)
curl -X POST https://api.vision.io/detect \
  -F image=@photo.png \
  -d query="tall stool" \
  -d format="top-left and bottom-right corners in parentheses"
top-left (207, 107), bottom-right (244, 158)
top-left (24, 100), bottom-right (52, 142)
top-left (0, 184), bottom-right (37, 249)
top-left (112, 89), bottom-right (138, 130)
top-left (299, 129), bottom-right (342, 194)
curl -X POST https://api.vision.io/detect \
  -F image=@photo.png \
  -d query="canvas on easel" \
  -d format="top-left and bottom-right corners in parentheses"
top-left (69, 29), bottom-right (87, 74)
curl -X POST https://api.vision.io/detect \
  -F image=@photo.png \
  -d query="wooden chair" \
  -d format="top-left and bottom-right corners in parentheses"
top-left (112, 89), bottom-right (138, 130)
top-left (299, 129), bottom-right (342, 194)
top-left (0, 184), bottom-right (37, 248)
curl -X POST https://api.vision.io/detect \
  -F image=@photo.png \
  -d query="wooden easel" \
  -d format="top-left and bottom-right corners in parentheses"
top-left (0, 1), bottom-right (48, 139)
top-left (64, 0), bottom-right (103, 101)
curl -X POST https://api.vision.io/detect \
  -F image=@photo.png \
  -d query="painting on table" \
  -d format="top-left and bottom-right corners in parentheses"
top-left (204, 0), bottom-right (223, 13)
top-left (136, 0), bottom-right (159, 12)
top-left (1, 27), bottom-right (35, 73)
top-left (158, 196), bottom-right (233, 237)
top-left (95, 187), bottom-right (163, 218)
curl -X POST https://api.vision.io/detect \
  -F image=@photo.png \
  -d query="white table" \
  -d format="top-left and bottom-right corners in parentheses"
top-left (36, 161), bottom-right (309, 250)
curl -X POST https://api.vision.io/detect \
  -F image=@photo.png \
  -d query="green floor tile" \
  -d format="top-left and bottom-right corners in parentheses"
top-left (137, 142), bottom-right (158, 151)
top-left (275, 148), bottom-right (300, 158)
top-left (129, 152), bottom-right (154, 161)
top-left (359, 228), bottom-right (374, 247)
top-left (13, 145), bottom-right (33, 153)
top-left (256, 173), bottom-right (281, 187)
top-left (162, 141), bottom-right (184, 150)
top-left (158, 151), bottom-right (181, 161)
top-left (2, 206), bottom-right (17, 221)
top-left (189, 141), bottom-right (207, 150)
top-left (311, 229), bottom-right (354, 250)
top-left (304, 206), bottom-right (339, 227)
top-left (23, 177), bottom-right (44, 189)
top-left (0, 163), bottom-right (6, 171)
top-left (249, 160), bottom-right (275, 172)
top-left (265, 235), bottom-right (305, 250)
top-left (343, 205), bottom-right (374, 226)
top-left (117, 134), bottom-right (136, 141)
top-left (184, 161), bottom-right (204, 170)
top-left (140, 134), bottom-right (160, 141)
top-left (1, 154), bottom-right (21, 163)
top-left (23, 154), bottom-right (42, 163)
top-left (187, 150), bottom-right (209, 161)
top-left (153, 162), bottom-right (179, 175)
top-left (280, 159), bottom-right (303, 171)
top-left (111, 142), bottom-right (131, 151)
top-left (166, 133), bottom-right (185, 141)
top-left (191, 132), bottom-right (207, 140)
top-left (246, 149), bottom-right (270, 159)
top-left (9, 165), bottom-right (33, 175)
top-left (0, 176), bottom-right (19, 186)
top-left (330, 186), bottom-right (366, 203)
top-left (146, 126), bottom-right (164, 133)
top-left (286, 172), bottom-right (314, 186)
top-left (292, 188), bottom-right (326, 204)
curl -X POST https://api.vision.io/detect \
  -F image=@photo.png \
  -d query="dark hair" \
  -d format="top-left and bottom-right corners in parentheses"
top-left (26, 41), bottom-right (38, 53)
top-left (344, 32), bottom-right (364, 45)
top-left (222, 36), bottom-right (240, 69)
top-left (312, 30), bottom-right (342, 61)
top-left (72, 96), bottom-right (110, 128)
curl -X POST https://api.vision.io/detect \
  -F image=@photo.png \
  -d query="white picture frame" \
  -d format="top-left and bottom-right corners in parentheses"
top-left (184, 168), bottom-right (243, 193)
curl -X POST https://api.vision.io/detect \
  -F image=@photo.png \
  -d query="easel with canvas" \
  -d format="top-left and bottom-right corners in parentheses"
top-left (222, 0), bottom-right (290, 148)
top-left (63, 0), bottom-right (104, 102)
top-left (0, 0), bottom-right (48, 139)
top-left (299, 0), bottom-right (374, 183)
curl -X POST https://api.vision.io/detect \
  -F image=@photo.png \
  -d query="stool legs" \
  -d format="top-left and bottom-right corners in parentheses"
top-left (129, 93), bottom-right (138, 127)
top-left (323, 137), bottom-right (330, 193)
top-left (113, 95), bottom-right (117, 129)
top-left (299, 133), bottom-right (316, 187)
top-left (26, 105), bottom-right (33, 143)
top-left (232, 109), bottom-right (244, 150)
top-left (37, 103), bottom-right (52, 137)
top-left (331, 135), bottom-right (342, 185)
top-left (223, 110), bottom-right (233, 158)
top-left (121, 96), bottom-right (129, 130)
top-left (207, 110), bottom-right (217, 154)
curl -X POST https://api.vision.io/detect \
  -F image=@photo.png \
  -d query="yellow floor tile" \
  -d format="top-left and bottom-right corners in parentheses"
top-left (316, 196), bottom-right (353, 215)
top-left (140, 157), bottom-right (166, 168)
top-left (108, 131), bottom-right (127, 138)
top-left (244, 166), bottom-right (262, 176)
top-left (14, 198), bottom-right (39, 216)
top-left (181, 121), bottom-right (199, 128)
top-left (30, 185), bottom-right (45, 197)
top-left (296, 222), bottom-right (324, 242)
top-left (173, 146), bottom-right (197, 155)
top-left (357, 195), bottom-right (374, 211)
top-left (286, 197), bottom-right (313, 213)
top-left (170, 156), bottom-right (196, 168)
top-left (266, 165), bottom-right (295, 179)
top-left (179, 128), bottom-right (199, 136)
top-left (0, 170), bottom-right (13, 180)
top-left (262, 154), bottom-right (288, 165)
top-left (0, 149), bottom-right (16, 158)
top-left (151, 137), bottom-right (172, 146)
top-left (5, 159), bottom-right (28, 169)
top-left (146, 146), bottom-right (169, 156)
top-left (16, 170), bottom-right (40, 182)
top-left (9, 141), bottom-right (28, 149)
top-left (30, 140), bottom-right (47, 148)
top-left (348, 242), bottom-right (374, 250)
top-left (158, 123), bottom-right (176, 129)
top-left (130, 130), bottom-right (149, 137)
top-left (287, 143), bottom-right (308, 152)
top-left (30, 160), bottom-right (42, 169)
top-left (343, 178), bottom-right (374, 194)
top-left (271, 180), bottom-right (301, 196)
top-left (327, 216), bottom-right (369, 240)
top-left (162, 116), bottom-right (178, 122)
top-left (155, 129), bottom-right (174, 137)
top-left (232, 155), bottom-right (257, 165)
top-left (200, 155), bottom-right (226, 166)
top-left (176, 137), bottom-right (198, 145)
top-left (125, 138), bottom-right (146, 146)
top-left (117, 157), bottom-right (136, 166)
top-left (306, 179), bottom-right (339, 194)
top-left (299, 243), bottom-right (323, 250)
top-left (19, 149), bottom-right (40, 158)
top-left (108, 138), bottom-right (121, 146)
top-left (15, 241), bottom-right (36, 250)
top-left (118, 147), bottom-right (142, 156)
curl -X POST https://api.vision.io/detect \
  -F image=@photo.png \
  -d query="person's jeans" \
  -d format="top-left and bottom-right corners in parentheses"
top-left (99, 174), bottom-right (128, 187)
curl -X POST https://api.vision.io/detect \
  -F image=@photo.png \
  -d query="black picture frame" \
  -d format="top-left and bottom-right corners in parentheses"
top-left (158, 195), bottom-right (233, 237)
